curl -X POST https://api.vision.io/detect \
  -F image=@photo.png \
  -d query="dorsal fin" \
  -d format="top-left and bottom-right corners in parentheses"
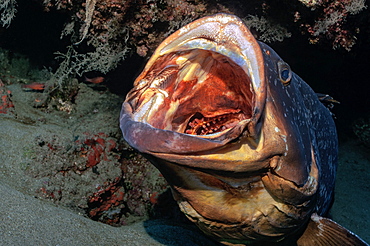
top-left (297, 213), bottom-right (368, 246)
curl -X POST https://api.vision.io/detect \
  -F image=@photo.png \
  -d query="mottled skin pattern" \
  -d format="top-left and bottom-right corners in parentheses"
top-left (258, 41), bottom-right (338, 216)
top-left (119, 14), bottom-right (364, 245)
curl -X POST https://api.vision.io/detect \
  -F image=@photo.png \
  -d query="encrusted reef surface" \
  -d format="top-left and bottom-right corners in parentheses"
top-left (0, 79), bottom-right (171, 226)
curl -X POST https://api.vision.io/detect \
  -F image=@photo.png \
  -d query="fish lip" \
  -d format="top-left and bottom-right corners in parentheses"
top-left (128, 13), bottom-right (266, 140)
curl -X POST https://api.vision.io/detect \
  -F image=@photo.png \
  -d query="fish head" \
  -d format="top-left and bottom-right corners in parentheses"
top-left (121, 13), bottom-right (266, 155)
top-left (120, 13), bottom-right (322, 244)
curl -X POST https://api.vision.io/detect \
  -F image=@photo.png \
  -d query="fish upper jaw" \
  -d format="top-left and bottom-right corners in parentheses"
top-left (156, 13), bottom-right (265, 94)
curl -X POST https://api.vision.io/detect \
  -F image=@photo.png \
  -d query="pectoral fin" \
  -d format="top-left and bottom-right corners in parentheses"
top-left (297, 213), bottom-right (368, 246)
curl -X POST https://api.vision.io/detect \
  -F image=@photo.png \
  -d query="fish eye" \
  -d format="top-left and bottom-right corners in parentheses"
top-left (278, 61), bottom-right (292, 86)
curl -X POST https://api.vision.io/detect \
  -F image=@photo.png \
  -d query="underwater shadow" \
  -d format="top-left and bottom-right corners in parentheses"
top-left (143, 219), bottom-right (222, 246)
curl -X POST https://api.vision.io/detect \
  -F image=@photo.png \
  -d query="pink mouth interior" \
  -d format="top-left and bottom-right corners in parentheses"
top-left (132, 49), bottom-right (254, 135)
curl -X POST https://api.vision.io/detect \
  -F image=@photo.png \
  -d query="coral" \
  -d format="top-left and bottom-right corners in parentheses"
top-left (87, 176), bottom-right (126, 224)
top-left (75, 132), bottom-right (119, 168)
top-left (52, 38), bottom-right (128, 86)
top-left (27, 126), bottom-right (167, 226)
top-left (40, 0), bottom-right (229, 87)
top-left (299, 0), bottom-right (367, 50)
top-left (123, 0), bottom-right (222, 55)
top-left (0, 79), bottom-right (15, 114)
top-left (84, 143), bottom-right (168, 225)
top-left (120, 151), bottom-right (168, 219)
top-left (244, 15), bottom-right (292, 43)
top-left (299, 0), bottom-right (323, 8)
top-left (0, 0), bottom-right (17, 27)
top-left (75, 0), bottom-right (97, 45)
top-left (42, 0), bottom-right (130, 88)
top-left (12, 0), bottom-right (360, 94)
top-left (240, 0), bottom-right (366, 50)
top-left (2, 0), bottom-right (367, 93)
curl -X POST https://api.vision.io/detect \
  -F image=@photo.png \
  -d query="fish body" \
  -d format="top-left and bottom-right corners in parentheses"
top-left (21, 82), bottom-right (45, 91)
top-left (120, 14), bottom-right (367, 245)
top-left (84, 76), bottom-right (105, 84)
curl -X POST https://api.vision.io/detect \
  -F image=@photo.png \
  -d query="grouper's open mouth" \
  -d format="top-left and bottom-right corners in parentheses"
top-left (131, 49), bottom-right (253, 136)
top-left (125, 14), bottom-right (265, 140)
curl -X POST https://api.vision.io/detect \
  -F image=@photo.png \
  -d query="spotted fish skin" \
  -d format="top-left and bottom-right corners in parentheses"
top-left (120, 13), bottom-right (368, 245)
top-left (259, 41), bottom-right (338, 216)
